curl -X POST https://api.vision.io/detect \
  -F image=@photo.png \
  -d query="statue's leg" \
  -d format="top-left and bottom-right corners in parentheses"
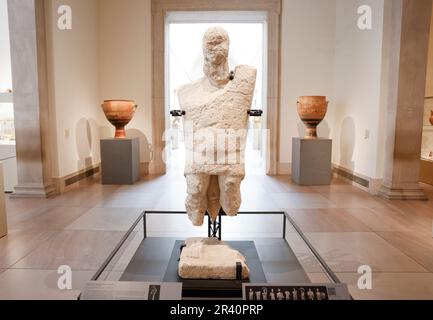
top-left (207, 175), bottom-right (221, 222)
top-left (185, 174), bottom-right (211, 226)
top-left (218, 175), bottom-right (244, 216)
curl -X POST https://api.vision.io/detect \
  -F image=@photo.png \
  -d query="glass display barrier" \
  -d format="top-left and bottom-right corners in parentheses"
top-left (88, 211), bottom-right (348, 300)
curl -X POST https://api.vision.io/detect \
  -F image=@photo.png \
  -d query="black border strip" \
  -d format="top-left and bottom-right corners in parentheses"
top-left (65, 167), bottom-right (100, 187)
top-left (334, 167), bottom-right (370, 189)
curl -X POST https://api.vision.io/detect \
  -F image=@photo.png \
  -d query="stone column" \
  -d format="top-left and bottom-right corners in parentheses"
top-left (380, 0), bottom-right (433, 200)
top-left (0, 164), bottom-right (7, 238)
top-left (8, 0), bottom-right (55, 197)
top-left (150, 5), bottom-right (166, 175)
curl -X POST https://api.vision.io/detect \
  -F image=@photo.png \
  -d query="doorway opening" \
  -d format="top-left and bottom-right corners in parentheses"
top-left (0, 0), bottom-right (18, 192)
top-left (164, 11), bottom-right (268, 177)
top-left (420, 6), bottom-right (433, 186)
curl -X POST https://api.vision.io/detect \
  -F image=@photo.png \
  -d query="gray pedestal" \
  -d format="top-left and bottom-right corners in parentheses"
top-left (101, 138), bottom-right (140, 185)
top-left (292, 138), bottom-right (332, 186)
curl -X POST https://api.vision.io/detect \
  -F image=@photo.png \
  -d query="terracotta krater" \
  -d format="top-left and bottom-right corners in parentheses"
top-left (102, 100), bottom-right (138, 139)
top-left (297, 96), bottom-right (329, 139)
top-left (430, 110), bottom-right (433, 126)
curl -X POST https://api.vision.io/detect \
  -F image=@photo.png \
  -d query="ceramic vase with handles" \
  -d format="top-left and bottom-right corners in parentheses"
top-left (102, 100), bottom-right (138, 139)
top-left (297, 96), bottom-right (329, 139)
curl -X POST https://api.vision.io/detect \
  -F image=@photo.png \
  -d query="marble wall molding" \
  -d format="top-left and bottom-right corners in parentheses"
top-left (150, 0), bottom-right (281, 175)
top-left (380, 0), bottom-right (433, 200)
top-left (7, 0), bottom-right (56, 198)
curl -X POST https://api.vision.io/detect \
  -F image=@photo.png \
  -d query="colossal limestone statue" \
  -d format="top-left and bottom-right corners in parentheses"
top-left (178, 27), bottom-right (257, 226)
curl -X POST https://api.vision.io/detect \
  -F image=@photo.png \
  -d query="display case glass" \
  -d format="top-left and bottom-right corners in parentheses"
top-left (90, 211), bottom-right (343, 299)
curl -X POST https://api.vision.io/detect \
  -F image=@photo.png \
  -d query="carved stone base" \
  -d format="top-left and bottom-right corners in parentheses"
top-left (11, 183), bottom-right (57, 198)
top-left (179, 238), bottom-right (250, 280)
top-left (379, 185), bottom-right (428, 200)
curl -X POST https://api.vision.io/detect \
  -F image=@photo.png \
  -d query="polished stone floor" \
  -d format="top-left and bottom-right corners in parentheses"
top-left (1, 170), bottom-right (433, 300)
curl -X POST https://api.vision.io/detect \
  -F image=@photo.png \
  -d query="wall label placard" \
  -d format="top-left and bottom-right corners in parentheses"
top-left (80, 281), bottom-right (182, 300)
top-left (243, 283), bottom-right (351, 301)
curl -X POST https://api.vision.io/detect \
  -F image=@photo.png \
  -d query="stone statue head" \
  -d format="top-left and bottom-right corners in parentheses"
top-left (202, 27), bottom-right (230, 87)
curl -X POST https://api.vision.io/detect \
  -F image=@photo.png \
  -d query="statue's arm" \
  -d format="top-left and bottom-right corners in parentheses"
top-left (228, 65), bottom-right (257, 96)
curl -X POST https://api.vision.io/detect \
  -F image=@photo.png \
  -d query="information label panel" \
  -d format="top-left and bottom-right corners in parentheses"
top-left (243, 283), bottom-right (351, 301)
top-left (81, 281), bottom-right (183, 300)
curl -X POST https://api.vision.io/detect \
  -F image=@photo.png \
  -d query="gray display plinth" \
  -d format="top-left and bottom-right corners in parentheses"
top-left (101, 138), bottom-right (140, 185)
top-left (121, 238), bottom-right (310, 298)
top-left (292, 138), bottom-right (332, 186)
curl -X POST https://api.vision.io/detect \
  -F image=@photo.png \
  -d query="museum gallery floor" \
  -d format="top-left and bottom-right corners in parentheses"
top-left (1, 170), bottom-right (433, 300)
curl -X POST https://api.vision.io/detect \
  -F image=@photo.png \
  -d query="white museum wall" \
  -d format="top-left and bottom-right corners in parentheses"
top-left (45, 0), bottom-right (105, 178)
top-left (279, 0), bottom-right (337, 172)
top-left (56, 0), bottom-right (339, 178)
top-left (98, 0), bottom-right (153, 170)
top-left (42, 0), bottom-right (393, 185)
top-left (332, 0), bottom-right (386, 185)
top-left (98, 0), bottom-right (339, 175)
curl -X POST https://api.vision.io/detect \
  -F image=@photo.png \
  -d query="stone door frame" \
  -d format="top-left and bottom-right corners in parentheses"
top-left (150, 0), bottom-right (282, 175)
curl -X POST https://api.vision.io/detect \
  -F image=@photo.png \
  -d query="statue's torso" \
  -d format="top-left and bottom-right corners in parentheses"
top-left (178, 65), bottom-right (257, 176)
